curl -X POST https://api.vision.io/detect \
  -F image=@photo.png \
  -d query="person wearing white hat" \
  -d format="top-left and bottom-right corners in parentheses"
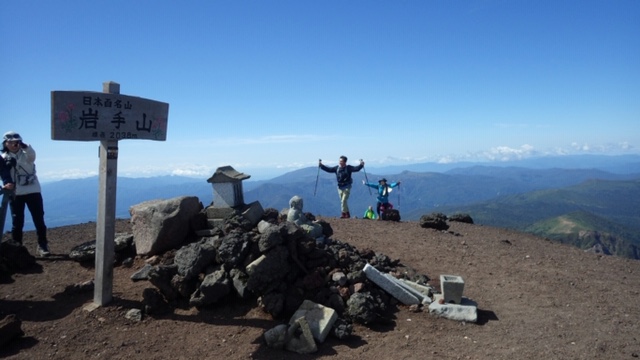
top-left (1, 131), bottom-right (50, 256)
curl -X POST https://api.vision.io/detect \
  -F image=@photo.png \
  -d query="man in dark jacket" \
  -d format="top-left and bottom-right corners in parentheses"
top-left (319, 155), bottom-right (364, 218)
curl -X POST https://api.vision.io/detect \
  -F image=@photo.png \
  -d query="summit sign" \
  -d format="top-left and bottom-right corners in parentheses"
top-left (50, 81), bottom-right (170, 306)
top-left (51, 91), bottom-right (169, 141)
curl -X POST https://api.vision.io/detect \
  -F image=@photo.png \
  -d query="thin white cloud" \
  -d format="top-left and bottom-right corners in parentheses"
top-left (571, 142), bottom-right (590, 151)
top-left (619, 142), bottom-right (633, 150)
top-left (483, 144), bottom-right (537, 161)
top-left (436, 156), bottom-right (457, 164)
top-left (171, 165), bottom-right (213, 178)
top-left (570, 142), bottom-right (635, 154)
top-left (40, 168), bottom-right (98, 182)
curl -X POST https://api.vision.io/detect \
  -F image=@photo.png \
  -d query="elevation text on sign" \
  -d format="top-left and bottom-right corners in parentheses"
top-left (51, 91), bottom-right (169, 141)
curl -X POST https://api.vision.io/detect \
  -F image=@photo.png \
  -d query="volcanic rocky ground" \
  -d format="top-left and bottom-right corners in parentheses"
top-left (1, 215), bottom-right (639, 359)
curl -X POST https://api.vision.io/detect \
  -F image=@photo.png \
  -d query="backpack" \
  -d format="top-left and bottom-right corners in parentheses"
top-left (378, 202), bottom-right (393, 212)
top-left (380, 203), bottom-right (400, 221)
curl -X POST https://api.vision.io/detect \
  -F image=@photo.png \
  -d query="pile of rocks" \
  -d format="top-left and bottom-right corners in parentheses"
top-left (1, 189), bottom-right (478, 354)
top-left (118, 196), bottom-right (434, 350)
top-left (135, 205), bottom-right (431, 327)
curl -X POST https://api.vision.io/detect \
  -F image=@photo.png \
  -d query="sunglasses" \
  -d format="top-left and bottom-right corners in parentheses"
top-left (5, 133), bottom-right (21, 140)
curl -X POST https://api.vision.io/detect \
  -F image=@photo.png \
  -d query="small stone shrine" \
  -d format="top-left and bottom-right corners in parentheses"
top-left (205, 166), bottom-right (263, 228)
top-left (207, 165), bottom-right (251, 208)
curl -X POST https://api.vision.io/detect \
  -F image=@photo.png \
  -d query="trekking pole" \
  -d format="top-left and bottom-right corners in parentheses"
top-left (314, 159), bottom-right (321, 196)
top-left (360, 159), bottom-right (372, 195)
top-left (0, 189), bottom-right (12, 243)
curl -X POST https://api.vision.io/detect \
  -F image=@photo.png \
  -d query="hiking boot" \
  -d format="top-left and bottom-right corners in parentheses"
top-left (37, 244), bottom-right (50, 257)
top-left (345, 212), bottom-right (351, 219)
top-left (340, 212), bottom-right (346, 218)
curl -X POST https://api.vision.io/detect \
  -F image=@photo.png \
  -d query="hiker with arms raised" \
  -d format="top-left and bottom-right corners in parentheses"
top-left (319, 155), bottom-right (364, 219)
top-left (363, 178), bottom-right (401, 219)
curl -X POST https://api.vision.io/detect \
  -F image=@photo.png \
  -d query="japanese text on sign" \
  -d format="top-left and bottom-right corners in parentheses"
top-left (51, 91), bottom-right (169, 141)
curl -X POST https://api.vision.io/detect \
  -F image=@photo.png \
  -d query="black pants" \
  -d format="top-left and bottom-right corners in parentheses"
top-left (10, 192), bottom-right (48, 247)
top-left (376, 202), bottom-right (392, 217)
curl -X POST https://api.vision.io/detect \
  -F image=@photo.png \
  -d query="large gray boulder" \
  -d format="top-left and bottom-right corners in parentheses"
top-left (130, 196), bottom-right (202, 256)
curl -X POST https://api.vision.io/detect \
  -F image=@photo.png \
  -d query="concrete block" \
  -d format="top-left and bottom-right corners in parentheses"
top-left (289, 300), bottom-right (338, 343)
top-left (441, 274), bottom-right (465, 304)
top-left (205, 206), bottom-right (235, 219)
top-left (242, 201), bottom-right (264, 227)
top-left (429, 294), bottom-right (477, 322)
top-left (363, 264), bottom-right (420, 305)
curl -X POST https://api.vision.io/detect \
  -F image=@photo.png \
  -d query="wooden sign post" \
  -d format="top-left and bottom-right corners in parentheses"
top-left (51, 81), bottom-right (169, 306)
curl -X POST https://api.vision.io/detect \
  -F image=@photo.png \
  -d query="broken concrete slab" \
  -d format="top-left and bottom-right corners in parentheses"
top-left (397, 278), bottom-right (434, 304)
top-left (429, 294), bottom-right (477, 322)
top-left (363, 264), bottom-right (420, 305)
top-left (289, 300), bottom-right (338, 343)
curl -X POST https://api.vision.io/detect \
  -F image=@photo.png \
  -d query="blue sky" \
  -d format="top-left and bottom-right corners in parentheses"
top-left (1, 1), bottom-right (638, 181)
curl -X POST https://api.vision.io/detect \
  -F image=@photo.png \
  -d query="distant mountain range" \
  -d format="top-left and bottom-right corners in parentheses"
top-left (7, 154), bottom-right (640, 259)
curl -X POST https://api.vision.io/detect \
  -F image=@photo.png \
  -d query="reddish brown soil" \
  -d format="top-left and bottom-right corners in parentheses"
top-left (1, 218), bottom-right (639, 359)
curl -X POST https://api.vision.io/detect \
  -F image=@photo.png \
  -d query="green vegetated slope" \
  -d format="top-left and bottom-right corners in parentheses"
top-left (439, 179), bottom-right (640, 259)
top-left (525, 211), bottom-right (640, 259)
